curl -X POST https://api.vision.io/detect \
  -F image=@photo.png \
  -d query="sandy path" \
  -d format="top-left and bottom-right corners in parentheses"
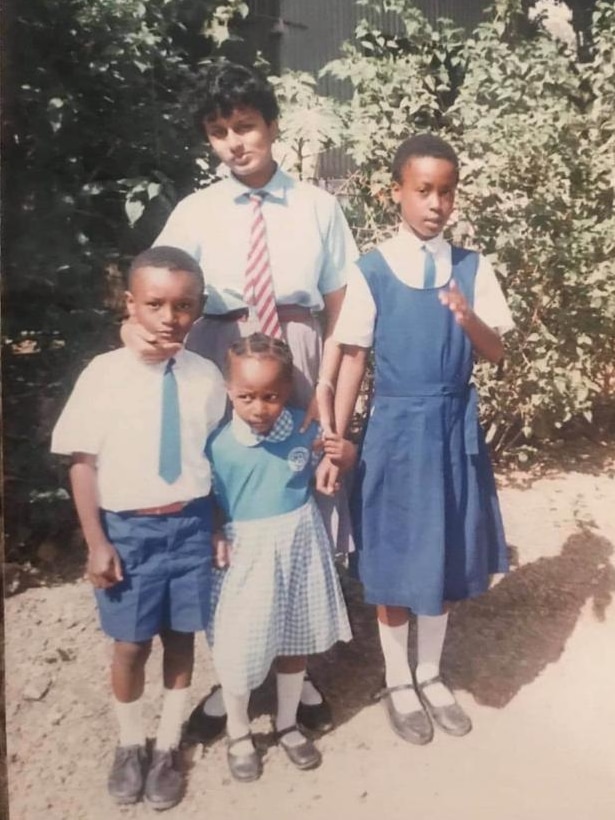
top-left (5, 444), bottom-right (615, 819)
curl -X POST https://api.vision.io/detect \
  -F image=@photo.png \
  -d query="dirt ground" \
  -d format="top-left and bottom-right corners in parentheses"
top-left (4, 441), bottom-right (615, 820)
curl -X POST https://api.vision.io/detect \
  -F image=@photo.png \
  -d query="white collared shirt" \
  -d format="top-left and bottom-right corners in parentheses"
top-left (154, 166), bottom-right (358, 314)
top-left (334, 227), bottom-right (515, 347)
top-left (51, 348), bottom-right (226, 511)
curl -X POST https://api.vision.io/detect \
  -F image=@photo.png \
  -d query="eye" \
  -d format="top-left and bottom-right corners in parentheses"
top-left (264, 393), bottom-right (279, 402)
top-left (147, 300), bottom-right (161, 309)
top-left (176, 301), bottom-right (193, 311)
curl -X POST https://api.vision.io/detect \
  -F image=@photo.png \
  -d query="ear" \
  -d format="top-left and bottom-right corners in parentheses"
top-left (269, 119), bottom-right (279, 142)
top-left (125, 291), bottom-right (136, 318)
top-left (391, 181), bottom-right (402, 205)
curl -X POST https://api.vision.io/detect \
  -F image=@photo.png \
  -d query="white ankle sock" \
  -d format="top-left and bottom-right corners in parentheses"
top-left (222, 689), bottom-right (252, 756)
top-left (156, 687), bottom-right (189, 751)
top-left (113, 696), bottom-right (146, 747)
top-left (415, 613), bottom-right (455, 707)
top-left (202, 686), bottom-right (226, 717)
top-left (276, 671), bottom-right (305, 747)
top-left (300, 676), bottom-right (323, 706)
top-left (377, 619), bottom-right (421, 713)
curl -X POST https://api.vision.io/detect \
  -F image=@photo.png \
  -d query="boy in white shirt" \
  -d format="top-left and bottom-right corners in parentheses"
top-left (51, 246), bottom-right (225, 809)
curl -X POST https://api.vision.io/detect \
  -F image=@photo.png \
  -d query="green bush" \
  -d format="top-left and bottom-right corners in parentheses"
top-left (322, 0), bottom-right (615, 455)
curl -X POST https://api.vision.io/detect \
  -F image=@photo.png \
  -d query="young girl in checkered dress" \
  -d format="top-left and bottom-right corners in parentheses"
top-left (207, 333), bottom-right (353, 781)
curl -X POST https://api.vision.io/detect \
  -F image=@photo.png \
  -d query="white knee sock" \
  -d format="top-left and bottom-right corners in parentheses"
top-left (377, 619), bottom-right (422, 713)
top-left (202, 685), bottom-right (226, 717)
top-left (156, 687), bottom-right (189, 751)
top-left (113, 696), bottom-right (146, 747)
top-left (415, 613), bottom-right (455, 706)
top-left (222, 689), bottom-right (252, 756)
top-left (276, 671), bottom-right (305, 747)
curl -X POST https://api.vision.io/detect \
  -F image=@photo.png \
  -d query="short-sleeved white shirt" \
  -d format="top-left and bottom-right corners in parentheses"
top-left (51, 348), bottom-right (226, 512)
top-left (154, 166), bottom-right (358, 315)
top-left (334, 228), bottom-right (514, 348)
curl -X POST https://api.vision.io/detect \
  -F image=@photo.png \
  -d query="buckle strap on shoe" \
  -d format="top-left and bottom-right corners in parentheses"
top-left (415, 675), bottom-right (443, 691)
top-left (372, 682), bottom-right (416, 703)
top-left (275, 724), bottom-right (302, 743)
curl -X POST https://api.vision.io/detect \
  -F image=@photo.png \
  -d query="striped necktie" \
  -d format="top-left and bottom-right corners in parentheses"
top-left (159, 358), bottom-right (182, 484)
top-left (244, 191), bottom-right (282, 339)
top-left (422, 246), bottom-right (437, 288)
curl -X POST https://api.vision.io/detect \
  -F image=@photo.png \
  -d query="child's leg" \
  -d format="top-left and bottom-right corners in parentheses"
top-left (111, 639), bottom-right (152, 746)
top-left (275, 655), bottom-right (307, 745)
top-left (377, 605), bottom-right (422, 712)
top-left (221, 688), bottom-right (251, 754)
top-left (415, 613), bottom-right (455, 707)
top-left (275, 656), bottom-right (321, 769)
top-left (156, 629), bottom-right (194, 750)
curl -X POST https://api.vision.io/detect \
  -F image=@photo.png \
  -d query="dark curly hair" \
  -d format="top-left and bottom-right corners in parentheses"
top-left (226, 332), bottom-right (293, 383)
top-left (392, 133), bottom-right (459, 184)
top-left (191, 61), bottom-right (279, 130)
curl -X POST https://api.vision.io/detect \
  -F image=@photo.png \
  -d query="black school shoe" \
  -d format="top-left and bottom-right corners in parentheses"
top-left (144, 748), bottom-right (184, 811)
top-left (276, 725), bottom-right (322, 770)
top-left (183, 687), bottom-right (227, 745)
top-left (415, 674), bottom-right (472, 737)
top-left (375, 682), bottom-right (434, 745)
top-left (296, 676), bottom-right (334, 734)
top-left (107, 744), bottom-right (148, 805)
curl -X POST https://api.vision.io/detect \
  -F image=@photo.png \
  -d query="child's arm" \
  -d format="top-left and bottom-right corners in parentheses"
top-left (211, 499), bottom-right (232, 569)
top-left (439, 281), bottom-right (504, 364)
top-left (69, 453), bottom-right (123, 588)
top-left (315, 345), bottom-right (368, 495)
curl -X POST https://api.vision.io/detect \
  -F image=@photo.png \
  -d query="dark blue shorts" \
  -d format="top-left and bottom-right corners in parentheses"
top-left (94, 497), bottom-right (213, 642)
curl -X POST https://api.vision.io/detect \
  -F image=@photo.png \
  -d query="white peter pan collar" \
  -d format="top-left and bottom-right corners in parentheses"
top-left (231, 406), bottom-right (294, 447)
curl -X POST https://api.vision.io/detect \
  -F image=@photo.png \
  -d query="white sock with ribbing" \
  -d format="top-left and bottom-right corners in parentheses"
top-left (222, 689), bottom-right (252, 756)
top-left (415, 613), bottom-right (455, 707)
top-left (377, 619), bottom-right (422, 713)
top-left (275, 671), bottom-right (305, 747)
top-left (113, 696), bottom-right (146, 747)
top-left (156, 687), bottom-right (189, 751)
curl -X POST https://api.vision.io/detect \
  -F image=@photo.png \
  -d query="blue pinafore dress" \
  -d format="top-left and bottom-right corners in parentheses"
top-left (352, 246), bottom-right (508, 615)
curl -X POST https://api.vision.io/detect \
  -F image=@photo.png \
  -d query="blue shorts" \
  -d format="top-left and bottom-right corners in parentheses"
top-left (95, 497), bottom-right (213, 642)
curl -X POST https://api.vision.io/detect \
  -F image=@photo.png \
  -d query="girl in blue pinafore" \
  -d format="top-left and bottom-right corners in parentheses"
top-left (207, 333), bottom-right (353, 782)
top-left (328, 134), bottom-right (513, 745)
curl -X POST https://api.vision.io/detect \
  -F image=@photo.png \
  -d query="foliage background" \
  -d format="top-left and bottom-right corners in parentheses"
top-left (2, 0), bottom-right (614, 567)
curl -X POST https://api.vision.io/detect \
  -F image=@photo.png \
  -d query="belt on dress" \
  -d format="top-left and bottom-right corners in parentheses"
top-left (377, 382), bottom-right (480, 456)
top-left (127, 498), bottom-right (205, 516)
top-left (206, 304), bottom-right (315, 324)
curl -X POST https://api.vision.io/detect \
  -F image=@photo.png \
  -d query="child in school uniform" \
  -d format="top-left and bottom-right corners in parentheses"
top-left (51, 247), bottom-right (226, 808)
top-left (320, 134), bottom-right (513, 743)
top-left (206, 333), bottom-right (353, 781)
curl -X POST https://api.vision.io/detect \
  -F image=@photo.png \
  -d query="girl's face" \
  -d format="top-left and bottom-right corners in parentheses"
top-left (203, 106), bottom-right (278, 189)
top-left (227, 355), bottom-right (292, 435)
top-left (392, 156), bottom-right (457, 240)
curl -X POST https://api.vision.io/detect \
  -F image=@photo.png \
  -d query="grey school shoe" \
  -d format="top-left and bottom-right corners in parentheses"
top-left (144, 748), bottom-right (184, 811)
top-left (107, 744), bottom-right (148, 804)
top-left (375, 683), bottom-right (434, 745)
top-left (226, 733), bottom-right (262, 782)
top-left (415, 675), bottom-right (472, 737)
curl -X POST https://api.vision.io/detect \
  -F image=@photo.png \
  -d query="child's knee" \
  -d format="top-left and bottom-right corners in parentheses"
top-left (113, 639), bottom-right (152, 670)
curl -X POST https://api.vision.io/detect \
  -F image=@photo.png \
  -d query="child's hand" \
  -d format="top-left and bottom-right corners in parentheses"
top-left (438, 280), bottom-right (473, 326)
top-left (212, 531), bottom-right (233, 568)
top-left (323, 433), bottom-right (357, 473)
top-left (315, 455), bottom-right (341, 496)
top-left (120, 318), bottom-right (182, 364)
top-left (86, 540), bottom-right (123, 589)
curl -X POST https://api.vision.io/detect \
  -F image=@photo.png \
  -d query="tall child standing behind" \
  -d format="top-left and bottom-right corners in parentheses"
top-left (207, 333), bottom-right (353, 782)
top-left (51, 247), bottom-right (226, 809)
top-left (324, 134), bottom-right (513, 743)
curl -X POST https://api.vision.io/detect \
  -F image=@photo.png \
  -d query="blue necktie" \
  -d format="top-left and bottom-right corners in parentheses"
top-left (423, 247), bottom-right (437, 288)
top-left (159, 358), bottom-right (182, 484)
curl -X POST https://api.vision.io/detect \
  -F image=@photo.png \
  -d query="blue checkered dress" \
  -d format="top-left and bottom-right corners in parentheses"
top-left (207, 408), bottom-right (352, 695)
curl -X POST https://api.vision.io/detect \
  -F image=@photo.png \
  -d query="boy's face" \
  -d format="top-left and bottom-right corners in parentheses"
top-left (125, 267), bottom-right (204, 345)
top-left (392, 156), bottom-right (457, 240)
top-left (227, 355), bottom-right (291, 435)
top-left (203, 106), bottom-right (278, 189)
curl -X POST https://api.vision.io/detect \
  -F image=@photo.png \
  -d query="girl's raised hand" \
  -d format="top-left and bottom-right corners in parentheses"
top-left (323, 433), bottom-right (357, 472)
top-left (438, 279), bottom-right (472, 326)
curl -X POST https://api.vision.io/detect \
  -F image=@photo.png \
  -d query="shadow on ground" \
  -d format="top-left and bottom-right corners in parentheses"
top-left (301, 528), bottom-right (615, 729)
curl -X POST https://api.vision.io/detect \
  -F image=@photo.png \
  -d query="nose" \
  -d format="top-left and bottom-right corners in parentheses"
top-left (160, 305), bottom-right (175, 325)
top-left (226, 130), bottom-right (243, 154)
